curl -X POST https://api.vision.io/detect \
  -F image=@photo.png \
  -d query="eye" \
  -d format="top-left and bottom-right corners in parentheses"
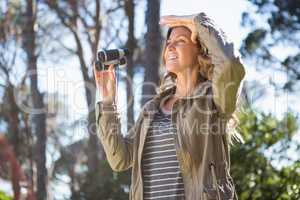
top-left (176, 38), bottom-right (187, 43)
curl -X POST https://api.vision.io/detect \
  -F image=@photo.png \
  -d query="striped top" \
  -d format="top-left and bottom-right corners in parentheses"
top-left (141, 107), bottom-right (185, 200)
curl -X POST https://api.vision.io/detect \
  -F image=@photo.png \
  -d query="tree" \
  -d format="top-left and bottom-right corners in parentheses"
top-left (141, 0), bottom-right (162, 106)
top-left (238, 2), bottom-right (300, 197)
top-left (52, 139), bottom-right (131, 200)
top-left (44, 0), bottom-right (133, 198)
top-left (45, 0), bottom-right (104, 176)
top-left (0, 1), bottom-right (46, 198)
top-left (241, 0), bottom-right (300, 92)
top-left (0, 135), bottom-right (36, 200)
top-left (0, 0), bottom-right (23, 160)
top-left (231, 106), bottom-right (300, 199)
top-left (21, 1), bottom-right (47, 199)
top-left (0, 191), bottom-right (12, 200)
top-left (124, 0), bottom-right (136, 131)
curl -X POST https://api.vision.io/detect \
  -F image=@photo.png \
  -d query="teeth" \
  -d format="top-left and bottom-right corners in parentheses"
top-left (168, 54), bottom-right (177, 60)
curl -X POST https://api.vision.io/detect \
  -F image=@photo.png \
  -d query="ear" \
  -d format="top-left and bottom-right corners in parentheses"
top-left (197, 54), bottom-right (211, 66)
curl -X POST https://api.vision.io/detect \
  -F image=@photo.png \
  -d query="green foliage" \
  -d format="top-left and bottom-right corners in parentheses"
top-left (242, 28), bottom-right (267, 56)
top-left (231, 107), bottom-right (300, 200)
top-left (70, 160), bottom-right (131, 200)
top-left (241, 0), bottom-right (300, 91)
top-left (0, 191), bottom-right (12, 200)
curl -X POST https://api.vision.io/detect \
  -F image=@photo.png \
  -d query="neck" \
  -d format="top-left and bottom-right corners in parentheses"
top-left (174, 68), bottom-right (199, 98)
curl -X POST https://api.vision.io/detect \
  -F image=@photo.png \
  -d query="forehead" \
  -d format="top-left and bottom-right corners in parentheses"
top-left (168, 27), bottom-right (191, 39)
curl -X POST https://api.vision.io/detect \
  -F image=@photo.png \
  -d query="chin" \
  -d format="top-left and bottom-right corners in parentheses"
top-left (166, 65), bottom-right (180, 74)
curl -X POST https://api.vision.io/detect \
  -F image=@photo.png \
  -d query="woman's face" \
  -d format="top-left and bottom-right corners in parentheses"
top-left (164, 26), bottom-right (200, 75)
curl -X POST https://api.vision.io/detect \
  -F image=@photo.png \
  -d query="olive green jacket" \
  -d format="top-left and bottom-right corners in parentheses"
top-left (95, 13), bottom-right (246, 200)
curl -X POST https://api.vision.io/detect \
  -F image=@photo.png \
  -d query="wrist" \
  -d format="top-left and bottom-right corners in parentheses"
top-left (102, 99), bottom-right (116, 106)
top-left (97, 101), bottom-right (117, 114)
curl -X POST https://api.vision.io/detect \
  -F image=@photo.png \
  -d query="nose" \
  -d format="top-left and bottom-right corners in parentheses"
top-left (166, 41), bottom-right (176, 52)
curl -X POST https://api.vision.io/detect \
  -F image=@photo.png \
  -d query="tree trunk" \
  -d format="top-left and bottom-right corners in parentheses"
top-left (124, 0), bottom-right (136, 131)
top-left (141, 0), bottom-right (162, 106)
top-left (4, 84), bottom-right (20, 158)
top-left (22, 0), bottom-right (47, 199)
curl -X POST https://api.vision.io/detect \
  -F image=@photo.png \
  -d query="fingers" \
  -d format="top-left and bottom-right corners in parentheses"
top-left (160, 14), bottom-right (196, 25)
top-left (159, 15), bottom-right (179, 24)
top-left (107, 64), bottom-right (116, 80)
top-left (93, 62), bottom-right (116, 103)
top-left (160, 15), bottom-right (198, 42)
top-left (191, 31), bottom-right (198, 44)
top-left (159, 15), bottom-right (189, 26)
top-left (98, 64), bottom-right (114, 84)
top-left (94, 64), bottom-right (115, 87)
top-left (160, 20), bottom-right (194, 34)
top-left (94, 64), bottom-right (114, 77)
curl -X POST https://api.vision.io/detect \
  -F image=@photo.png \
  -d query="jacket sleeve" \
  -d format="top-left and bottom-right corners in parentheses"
top-left (193, 13), bottom-right (246, 118)
top-left (95, 101), bottom-right (143, 172)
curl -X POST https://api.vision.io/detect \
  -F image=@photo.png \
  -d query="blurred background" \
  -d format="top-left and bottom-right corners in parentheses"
top-left (0, 0), bottom-right (299, 199)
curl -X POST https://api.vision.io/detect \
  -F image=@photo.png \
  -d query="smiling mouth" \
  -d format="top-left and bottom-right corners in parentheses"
top-left (167, 55), bottom-right (178, 61)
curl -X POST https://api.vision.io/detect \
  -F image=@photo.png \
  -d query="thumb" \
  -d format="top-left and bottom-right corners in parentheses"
top-left (107, 64), bottom-right (115, 80)
top-left (191, 29), bottom-right (198, 44)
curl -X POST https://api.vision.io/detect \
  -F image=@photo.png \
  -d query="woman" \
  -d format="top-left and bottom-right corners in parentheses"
top-left (94, 13), bottom-right (246, 200)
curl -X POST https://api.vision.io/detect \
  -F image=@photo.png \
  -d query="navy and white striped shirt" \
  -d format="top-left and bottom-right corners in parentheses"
top-left (141, 107), bottom-right (185, 200)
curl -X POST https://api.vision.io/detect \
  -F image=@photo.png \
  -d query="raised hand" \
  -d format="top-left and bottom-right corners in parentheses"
top-left (93, 62), bottom-right (116, 105)
top-left (160, 14), bottom-right (198, 44)
top-left (160, 13), bottom-right (236, 62)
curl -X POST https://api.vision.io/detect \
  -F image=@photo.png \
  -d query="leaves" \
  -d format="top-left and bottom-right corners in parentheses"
top-left (0, 191), bottom-right (12, 200)
top-left (240, 28), bottom-right (267, 57)
top-left (242, 0), bottom-right (300, 91)
top-left (232, 106), bottom-right (300, 199)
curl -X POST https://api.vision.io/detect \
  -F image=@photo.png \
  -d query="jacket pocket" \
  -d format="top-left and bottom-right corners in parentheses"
top-left (203, 179), bottom-right (235, 200)
top-left (203, 163), bottom-right (235, 200)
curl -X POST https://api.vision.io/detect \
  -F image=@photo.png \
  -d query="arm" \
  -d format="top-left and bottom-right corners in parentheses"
top-left (93, 61), bottom-right (142, 172)
top-left (95, 102), bottom-right (143, 172)
top-left (193, 13), bottom-right (246, 118)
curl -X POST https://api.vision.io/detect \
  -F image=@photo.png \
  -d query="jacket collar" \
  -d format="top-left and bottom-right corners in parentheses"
top-left (142, 80), bottom-right (212, 116)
